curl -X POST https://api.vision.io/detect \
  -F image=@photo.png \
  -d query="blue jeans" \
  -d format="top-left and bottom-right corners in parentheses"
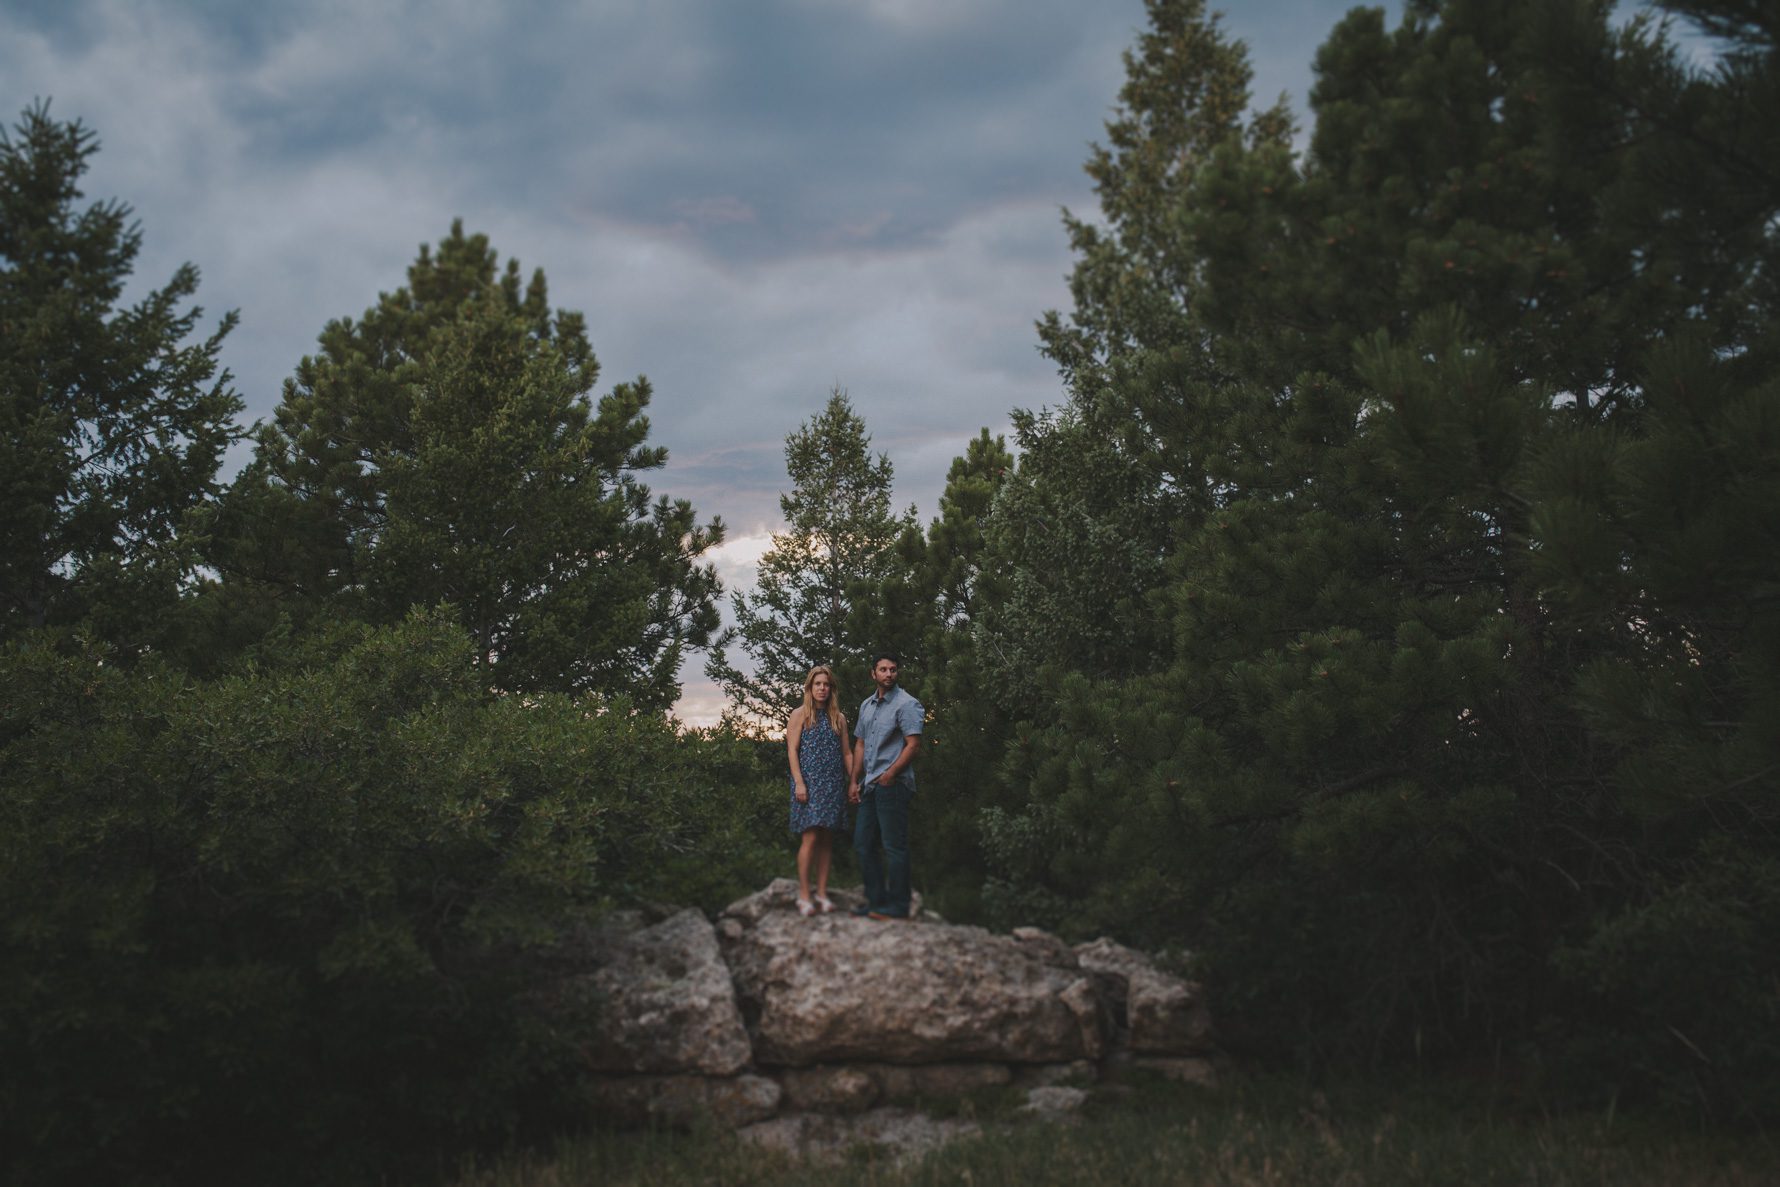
top-left (854, 779), bottom-right (911, 916)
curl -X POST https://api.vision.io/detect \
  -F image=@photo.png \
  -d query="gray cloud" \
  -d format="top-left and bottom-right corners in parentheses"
top-left (5, 0), bottom-right (1368, 720)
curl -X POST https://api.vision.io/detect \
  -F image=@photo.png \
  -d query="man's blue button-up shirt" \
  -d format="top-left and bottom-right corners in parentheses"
top-left (855, 685), bottom-right (924, 790)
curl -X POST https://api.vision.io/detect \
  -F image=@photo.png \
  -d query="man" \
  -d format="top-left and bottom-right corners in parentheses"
top-left (850, 651), bottom-right (923, 920)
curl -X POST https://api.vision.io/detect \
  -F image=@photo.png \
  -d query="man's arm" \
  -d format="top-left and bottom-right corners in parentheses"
top-left (875, 734), bottom-right (920, 787)
top-left (873, 695), bottom-right (924, 787)
top-left (849, 734), bottom-right (865, 803)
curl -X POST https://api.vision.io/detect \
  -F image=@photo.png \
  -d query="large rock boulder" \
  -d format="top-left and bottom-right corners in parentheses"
top-left (1073, 936), bottom-right (1213, 1054)
top-left (718, 880), bottom-right (1107, 1067)
top-left (773, 1060), bottom-right (1016, 1114)
top-left (546, 907), bottom-right (752, 1075)
top-left (868, 1060), bottom-right (1014, 1101)
top-left (775, 1064), bottom-right (880, 1114)
top-left (585, 1073), bottom-right (782, 1128)
top-left (529, 883), bottom-right (1217, 1137)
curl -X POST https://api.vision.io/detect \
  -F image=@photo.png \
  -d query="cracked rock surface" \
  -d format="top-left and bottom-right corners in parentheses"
top-left (532, 877), bottom-right (1218, 1153)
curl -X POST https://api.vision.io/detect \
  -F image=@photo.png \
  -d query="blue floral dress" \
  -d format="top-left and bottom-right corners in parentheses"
top-left (789, 711), bottom-right (848, 835)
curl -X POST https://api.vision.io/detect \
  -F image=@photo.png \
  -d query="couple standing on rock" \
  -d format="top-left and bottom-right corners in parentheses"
top-left (785, 652), bottom-right (924, 921)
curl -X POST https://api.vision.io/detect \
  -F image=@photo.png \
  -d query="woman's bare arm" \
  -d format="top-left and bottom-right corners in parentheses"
top-left (786, 710), bottom-right (808, 802)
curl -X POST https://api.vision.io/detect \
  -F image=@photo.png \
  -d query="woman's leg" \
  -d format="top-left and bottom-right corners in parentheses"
top-left (813, 828), bottom-right (834, 899)
top-left (796, 828), bottom-right (818, 902)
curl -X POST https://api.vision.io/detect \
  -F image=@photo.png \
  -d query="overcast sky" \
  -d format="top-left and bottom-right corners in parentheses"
top-left (5, 0), bottom-right (1372, 721)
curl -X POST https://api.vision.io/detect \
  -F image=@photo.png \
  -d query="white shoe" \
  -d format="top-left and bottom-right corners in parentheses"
top-left (796, 898), bottom-right (816, 918)
top-left (815, 894), bottom-right (836, 914)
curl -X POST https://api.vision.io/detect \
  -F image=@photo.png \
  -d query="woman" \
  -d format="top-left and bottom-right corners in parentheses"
top-left (786, 664), bottom-right (854, 916)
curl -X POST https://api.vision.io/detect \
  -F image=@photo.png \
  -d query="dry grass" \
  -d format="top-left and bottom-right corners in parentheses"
top-left (452, 1072), bottom-right (1779, 1187)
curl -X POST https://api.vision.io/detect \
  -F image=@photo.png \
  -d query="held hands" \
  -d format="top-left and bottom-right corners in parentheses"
top-left (847, 780), bottom-right (861, 805)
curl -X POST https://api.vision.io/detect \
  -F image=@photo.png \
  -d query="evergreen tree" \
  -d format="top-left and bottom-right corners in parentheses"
top-left (706, 388), bottom-right (918, 726)
top-left (961, 0), bottom-right (1779, 1115)
top-left (909, 428), bottom-right (1017, 914)
top-left (923, 428), bottom-right (1013, 639)
top-left (969, 0), bottom-right (1288, 715)
top-left (206, 222), bottom-right (720, 707)
top-left (0, 102), bottom-right (241, 648)
top-left (972, 404), bottom-right (1177, 714)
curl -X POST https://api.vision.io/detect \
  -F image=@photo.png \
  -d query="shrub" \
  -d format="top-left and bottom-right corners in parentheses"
top-left (0, 611), bottom-right (781, 1185)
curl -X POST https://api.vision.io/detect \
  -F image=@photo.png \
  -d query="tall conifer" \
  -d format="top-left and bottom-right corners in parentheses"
top-left (209, 222), bottom-right (721, 706)
top-left (0, 103), bottom-right (241, 648)
top-left (706, 388), bottom-right (917, 726)
top-left (957, 0), bottom-right (1779, 1111)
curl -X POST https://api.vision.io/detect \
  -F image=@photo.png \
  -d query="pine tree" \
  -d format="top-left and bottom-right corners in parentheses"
top-left (969, 0), bottom-right (1288, 714)
top-left (706, 388), bottom-right (917, 726)
top-left (909, 428), bottom-right (1017, 913)
top-left (0, 102), bottom-right (242, 647)
top-left (923, 428), bottom-right (1013, 638)
top-left (207, 222), bottom-right (720, 707)
top-left (965, 0), bottom-right (1780, 1109)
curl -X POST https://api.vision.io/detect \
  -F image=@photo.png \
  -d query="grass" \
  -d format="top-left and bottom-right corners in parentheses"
top-left (450, 1071), bottom-right (1780, 1187)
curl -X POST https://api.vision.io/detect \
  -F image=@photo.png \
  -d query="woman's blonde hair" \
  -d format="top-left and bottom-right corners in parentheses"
top-left (800, 665), bottom-right (847, 737)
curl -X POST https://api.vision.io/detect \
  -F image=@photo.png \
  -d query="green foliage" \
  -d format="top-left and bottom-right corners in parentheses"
top-left (1529, 338), bottom-right (1780, 831)
top-left (0, 101), bottom-right (242, 649)
top-left (706, 387), bottom-right (919, 725)
top-left (0, 613), bottom-right (781, 1185)
top-left (904, 429), bottom-right (1015, 916)
top-left (205, 222), bottom-right (720, 707)
top-left (936, 0), bottom-right (1780, 1123)
top-left (973, 402), bottom-right (1178, 711)
top-left (1552, 841), bottom-right (1780, 1124)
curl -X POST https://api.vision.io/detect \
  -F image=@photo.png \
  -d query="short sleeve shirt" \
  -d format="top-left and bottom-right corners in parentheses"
top-left (854, 685), bottom-right (924, 791)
